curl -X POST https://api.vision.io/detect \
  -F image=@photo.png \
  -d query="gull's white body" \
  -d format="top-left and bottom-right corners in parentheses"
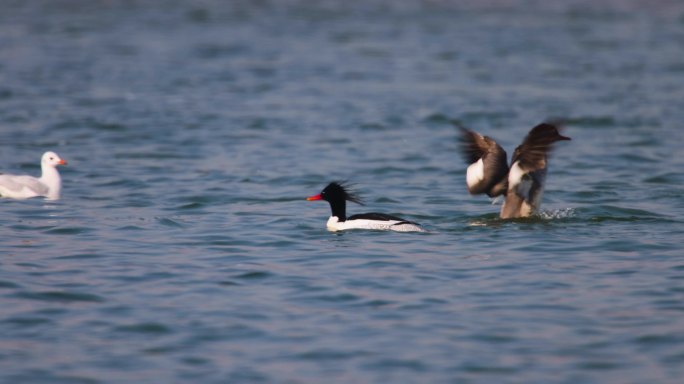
top-left (0, 151), bottom-right (66, 200)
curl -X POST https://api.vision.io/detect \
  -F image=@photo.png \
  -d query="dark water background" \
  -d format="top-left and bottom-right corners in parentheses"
top-left (1, 0), bottom-right (684, 382)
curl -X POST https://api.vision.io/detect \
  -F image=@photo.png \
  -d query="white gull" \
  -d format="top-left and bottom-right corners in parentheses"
top-left (0, 151), bottom-right (67, 200)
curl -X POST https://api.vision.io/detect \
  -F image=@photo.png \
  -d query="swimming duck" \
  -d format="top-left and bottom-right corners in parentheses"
top-left (307, 181), bottom-right (424, 232)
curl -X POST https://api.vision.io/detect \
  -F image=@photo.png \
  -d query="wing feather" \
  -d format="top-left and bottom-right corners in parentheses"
top-left (348, 212), bottom-right (417, 225)
top-left (0, 175), bottom-right (48, 195)
top-left (458, 128), bottom-right (509, 197)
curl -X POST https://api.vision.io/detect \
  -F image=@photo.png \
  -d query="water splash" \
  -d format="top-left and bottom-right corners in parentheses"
top-left (467, 208), bottom-right (576, 226)
top-left (537, 208), bottom-right (576, 220)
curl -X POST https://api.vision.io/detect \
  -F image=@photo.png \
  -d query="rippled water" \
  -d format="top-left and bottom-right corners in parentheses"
top-left (2, 1), bottom-right (684, 382)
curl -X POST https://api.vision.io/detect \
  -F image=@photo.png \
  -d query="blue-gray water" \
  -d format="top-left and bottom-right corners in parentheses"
top-left (1, 1), bottom-right (684, 383)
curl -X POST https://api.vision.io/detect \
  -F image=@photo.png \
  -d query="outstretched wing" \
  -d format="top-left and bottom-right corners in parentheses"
top-left (458, 128), bottom-right (509, 197)
top-left (459, 128), bottom-right (491, 165)
top-left (511, 123), bottom-right (570, 172)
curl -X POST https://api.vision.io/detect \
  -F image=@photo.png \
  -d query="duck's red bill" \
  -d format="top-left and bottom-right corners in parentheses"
top-left (306, 194), bottom-right (322, 201)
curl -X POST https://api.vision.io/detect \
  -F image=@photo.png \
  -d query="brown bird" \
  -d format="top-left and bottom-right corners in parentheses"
top-left (459, 123), bottom-right (570, 219)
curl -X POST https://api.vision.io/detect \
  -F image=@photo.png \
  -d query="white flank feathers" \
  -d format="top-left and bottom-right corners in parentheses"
top-left (466, 158), bottom-right (485, 190)
top-left (326, 216), bottom-right (424, 232)
top-left (508, 161), bottom-right (532, 198)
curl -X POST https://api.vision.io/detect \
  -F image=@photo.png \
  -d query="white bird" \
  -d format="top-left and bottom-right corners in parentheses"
top-left (0, 151), bottom-right (67, 200)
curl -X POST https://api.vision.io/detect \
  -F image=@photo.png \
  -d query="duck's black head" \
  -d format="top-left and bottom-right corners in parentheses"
top-left (307, 181), bottom-right (363, 221)
top-left (527, 123), bottom-right (571, 145)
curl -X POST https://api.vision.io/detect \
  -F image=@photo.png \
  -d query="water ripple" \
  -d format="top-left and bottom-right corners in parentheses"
top-left (12, 291), bottom-right (105, 303)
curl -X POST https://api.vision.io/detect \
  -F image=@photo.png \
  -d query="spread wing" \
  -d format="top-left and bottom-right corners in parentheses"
top-left (459, 128), bottom-right (502, 164)
top-left (511, 123), bottom-right (568, 172)
top-left (458, 128), bottom-right (509, 197)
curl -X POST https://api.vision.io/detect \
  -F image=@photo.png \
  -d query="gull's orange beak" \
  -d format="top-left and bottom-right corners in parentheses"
top-left (306, 194), bottom-right (322, 201)
top-left (58, 159), bottom-right (67, 165)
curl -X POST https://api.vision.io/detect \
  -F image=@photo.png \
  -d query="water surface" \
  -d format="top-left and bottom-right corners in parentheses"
top-left (1, 1), bottom-right (684, 383)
